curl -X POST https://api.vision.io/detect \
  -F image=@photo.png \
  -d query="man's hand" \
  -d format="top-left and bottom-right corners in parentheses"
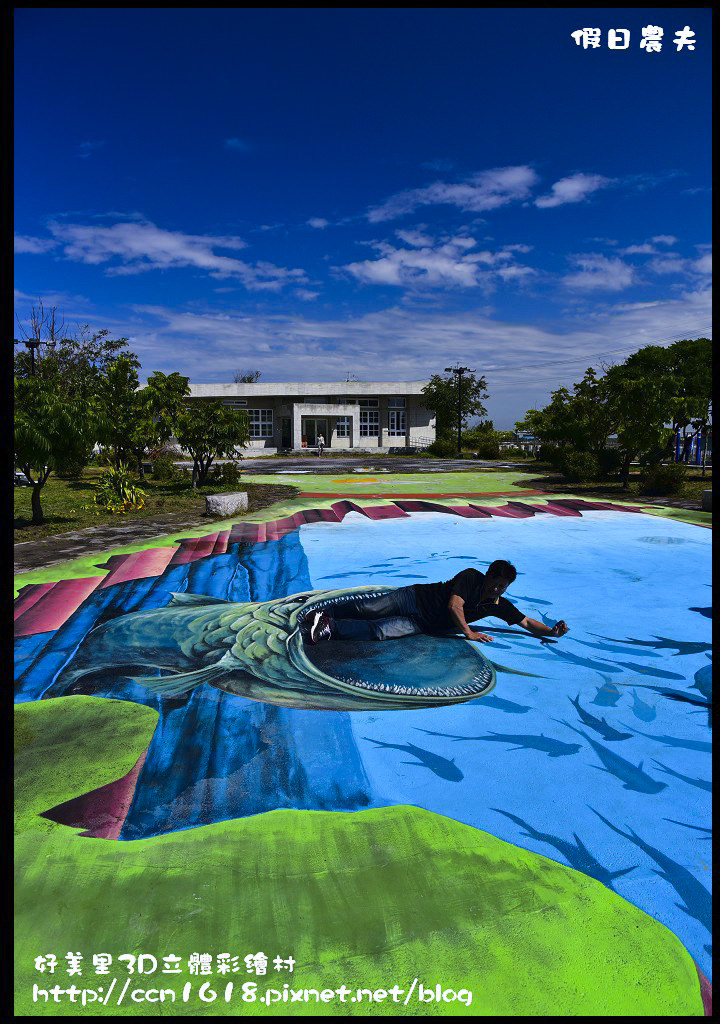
top-left (466, 630), bottom-right (493, 642)
top-left (550, 620), bottom-right (569, 637)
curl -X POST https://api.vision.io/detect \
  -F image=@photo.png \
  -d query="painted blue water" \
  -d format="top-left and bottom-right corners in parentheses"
top-left (300, 511), bottom-right (712, 976)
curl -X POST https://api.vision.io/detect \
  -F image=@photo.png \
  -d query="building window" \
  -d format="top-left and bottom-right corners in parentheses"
top-left (358, 398), bottom-right (379, 407)
top-left (336, 416), bottom-right (350, 438)
top-left (388, 409), bottom-right (406, 435)
top-left (248, 409), bottom-right (274, 438)
top-left (360, 408), bottom-right (379, 436)
top-left (387, 397), bottom-right (405, 408)
top-left (222, 398), bottom-right (248, 408)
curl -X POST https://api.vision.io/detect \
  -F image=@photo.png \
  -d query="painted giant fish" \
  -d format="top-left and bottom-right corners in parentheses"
top-left (58, 587), bottom-right (496, 711)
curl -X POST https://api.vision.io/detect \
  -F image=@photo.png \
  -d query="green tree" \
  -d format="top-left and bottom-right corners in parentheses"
top-left (666, 338), bottom-right (712, 474)
top-left (127, 371), bottom-right (191, 477)
top-left (93, 354), bottom-right (143, 467)
top-left (516, 338), bottom-right (711, 487)
top-left (515, 370), bottom-right (612, 454)
top-left (421, 372), bottom-right (489, 445)
top-left (602, 346), bottom-right (676, 485)
top-left (15, 300), bottom-right (132, 400)
top-left (175, 401), bottom-right (250, 488)
top-left (14, 376), bottom-right (100, 524)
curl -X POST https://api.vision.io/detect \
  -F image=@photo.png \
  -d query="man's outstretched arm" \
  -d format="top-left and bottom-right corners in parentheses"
top-left (518, 615), bottom-right (569, 638)
top-left (448, 595), bottom-right (494, 642)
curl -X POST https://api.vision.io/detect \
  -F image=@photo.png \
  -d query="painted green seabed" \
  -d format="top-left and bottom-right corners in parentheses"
top-left (15, 698), bottom-right (704, 1016)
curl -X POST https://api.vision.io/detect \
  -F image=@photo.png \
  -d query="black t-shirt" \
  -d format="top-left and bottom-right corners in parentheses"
top-left (412, 568), bottom-right (525, 633)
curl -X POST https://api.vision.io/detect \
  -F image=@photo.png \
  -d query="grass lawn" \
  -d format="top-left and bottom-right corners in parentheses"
top-left (14, 467), bottom-right (299, 541)
top-left (518, 463), bottom-right (712, 502)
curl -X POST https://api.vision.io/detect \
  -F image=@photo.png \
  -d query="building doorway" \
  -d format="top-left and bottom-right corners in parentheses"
top-left (302, 418), bottom-right (328, 447)
top-left (280, 417), bottom-right (291, 448)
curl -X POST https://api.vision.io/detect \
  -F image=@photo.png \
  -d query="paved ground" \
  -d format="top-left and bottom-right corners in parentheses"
top-left (192, 455), bottom-right (532, 473)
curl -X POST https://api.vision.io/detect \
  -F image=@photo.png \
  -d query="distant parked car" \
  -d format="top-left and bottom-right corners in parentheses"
top-left (14, 470), bottom-right (31, 486)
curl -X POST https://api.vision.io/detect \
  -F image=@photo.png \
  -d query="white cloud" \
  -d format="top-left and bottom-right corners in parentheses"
top-left (367, 165), bottom-right (538, 222)
top-left (620, 243), bottom-right (660, 255)
top-left (14, 235), bottom-right (58, 254)
top-left (395, 228), bottom-right (434, 247)
top-left (563, 253), bottom-right (636, 291)
top-left (294, 288), bottom-right (320, 300)
top-left (650, 235), bottom-right (678, 246)
top-left (646, 256), bottom-right (688, 275)
top-left (693, 250), bottom-right (712, 275)
top-left (307, 218), bottom-right (329, 229)
top-left (535, 173), bottom-right (613, 209)
top-left (343, 234), bottom-right (534, 290)
top-left (34, 219), bottom-right (307, 291)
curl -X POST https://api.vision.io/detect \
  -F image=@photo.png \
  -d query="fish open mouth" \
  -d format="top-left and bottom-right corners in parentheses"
top-left (290, 588), bottom-right (496, 705)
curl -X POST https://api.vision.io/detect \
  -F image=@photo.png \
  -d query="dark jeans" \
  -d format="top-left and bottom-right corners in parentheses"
top-left (329, 586), bottom-right (424, 641)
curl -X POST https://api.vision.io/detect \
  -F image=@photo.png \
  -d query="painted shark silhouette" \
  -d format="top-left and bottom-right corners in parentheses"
top-left (58, 586), bottom-right (496, 711)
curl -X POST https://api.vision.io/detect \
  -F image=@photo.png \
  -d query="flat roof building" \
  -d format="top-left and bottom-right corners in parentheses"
top-left (187, 380), bottom-right (436, 453)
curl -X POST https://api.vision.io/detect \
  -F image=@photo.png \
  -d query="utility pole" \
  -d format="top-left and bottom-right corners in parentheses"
top-left (444, 364), bottom-right (473, 456)
top-left (15, 338), bottom-right (45, 376)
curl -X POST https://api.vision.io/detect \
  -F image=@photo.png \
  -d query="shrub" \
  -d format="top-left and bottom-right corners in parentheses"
top-left (94, 447), bottom-right (115, 468)
top-left (55, 455), bottom-right (89, 479)
top-left (427, 437), bottom-right (458, 458)
top-left (597, 448), bottom-right (624, 480)
top-left (638, 462), bottom-right (687, 496)
top-left (94, 463), bottom-right (146, 514)
top-left (150, 455), bottom-right (183, 482)
top-left (209, 461), bottom-right (243, 486)
top-left (558, 450), bottom-right (600, 483)
top-left (537, 444), bottom-right (564, 468)
top-left (472, 438), bottom-right (501, 459)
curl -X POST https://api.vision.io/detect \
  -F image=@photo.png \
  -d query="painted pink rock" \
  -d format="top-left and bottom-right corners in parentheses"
top-left (39, 750), bottom-right (148, 840)
top-left (14, 577), bottom-right (104, 637)
top-left (98, 546), bottom-right (177, 588)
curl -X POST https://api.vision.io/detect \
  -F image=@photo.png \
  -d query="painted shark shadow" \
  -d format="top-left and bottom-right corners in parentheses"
top-left (56, 587), bottom-right (496, 712)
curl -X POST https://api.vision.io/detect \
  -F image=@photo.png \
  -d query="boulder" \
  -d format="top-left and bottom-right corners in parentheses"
top-left (205, 492), bottom-right (249, 517)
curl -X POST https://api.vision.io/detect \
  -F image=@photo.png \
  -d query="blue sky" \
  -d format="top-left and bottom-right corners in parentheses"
top-left (14, 9), bottom-right (711, 427)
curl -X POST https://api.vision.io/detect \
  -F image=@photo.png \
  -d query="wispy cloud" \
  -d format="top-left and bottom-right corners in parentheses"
top-left (562, 253), bottom-right (636, 291)
top-left (77, 140), bottom-right (107, 159)
top-left (367, 165), bottom-right (539, 222)
top-left (28, 219), bottom-right (307, 291)
top-left (124, 286), bottom-right (711, 420)
top-left (307, 218), bottom-right (329, 229)
top-left (224, 137), bottom-right (252, 151)
top-left (535, 173), bottom-right (613, 208)
top-left (14, 235), bottom-right (58, 254)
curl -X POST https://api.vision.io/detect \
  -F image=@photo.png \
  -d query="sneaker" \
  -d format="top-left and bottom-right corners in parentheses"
top-left (308, 611), bottom-right (333, 644)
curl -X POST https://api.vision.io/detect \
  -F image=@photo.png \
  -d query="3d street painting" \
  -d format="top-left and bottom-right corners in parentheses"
top-left (15, 498), bottom-right (711, 1015)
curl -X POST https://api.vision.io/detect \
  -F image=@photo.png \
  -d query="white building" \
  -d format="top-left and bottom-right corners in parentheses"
top-left (187, 380), bottom-right (436, 454)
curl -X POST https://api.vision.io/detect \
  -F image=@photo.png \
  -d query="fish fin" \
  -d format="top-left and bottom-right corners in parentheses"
top-left (168, 592), bottom-right (232, 606)
top-left (132, 664), bottom-right (229, 695)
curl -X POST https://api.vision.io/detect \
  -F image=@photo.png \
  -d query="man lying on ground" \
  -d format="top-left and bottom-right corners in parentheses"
top-left (306, 559), bottom-right (569, 644)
